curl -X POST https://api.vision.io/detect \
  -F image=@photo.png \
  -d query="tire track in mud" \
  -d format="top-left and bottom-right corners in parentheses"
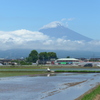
top-left (41, 80), bottom-right (87, 99)
top-left (75, 82), bottom-right (100, 100)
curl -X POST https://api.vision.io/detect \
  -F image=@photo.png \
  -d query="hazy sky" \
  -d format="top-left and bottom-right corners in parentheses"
top-left (0, 0), bottom-right (100, 39)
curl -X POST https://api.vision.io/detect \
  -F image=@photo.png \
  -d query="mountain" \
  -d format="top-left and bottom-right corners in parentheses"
top-left (39, 23), bottom-right (93, 41)
top-left (0, 49), bottom-right (31, 59)
top-left (0, 22), bottom-right (95, 59)
top-left (0, 49), bottom-right (100, 59)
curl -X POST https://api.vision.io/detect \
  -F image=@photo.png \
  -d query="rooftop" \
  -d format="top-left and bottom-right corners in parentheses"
top-left (57, 58), bottom-right (78, 61)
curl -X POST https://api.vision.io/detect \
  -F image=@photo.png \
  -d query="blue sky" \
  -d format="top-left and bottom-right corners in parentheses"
top-left (0, 0), bottom-right (100, 52)
top-left (0, 0), bottom-right (100, 39)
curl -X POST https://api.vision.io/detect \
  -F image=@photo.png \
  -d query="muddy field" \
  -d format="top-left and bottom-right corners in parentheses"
top-left (0, 73), bottom-right (100, 100)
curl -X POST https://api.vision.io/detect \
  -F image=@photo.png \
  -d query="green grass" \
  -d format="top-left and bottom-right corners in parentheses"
top-left (81, 85), bottom-right (100, 100)
top-left (0, 65), bottom-right (100, 77)
top-left (55, 70), bottom-right (100, 73)
top-left (0, 71), bottom-right (47, 77)
top-left (0, 65), bottom-right (50, 77)
top-left (0, 65), bottom-right (45, 69)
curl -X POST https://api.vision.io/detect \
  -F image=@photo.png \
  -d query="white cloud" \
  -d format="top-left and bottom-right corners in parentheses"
top-left (68, 18), bottom-right (75, 21)
top-left (43, 40), bottom-right (53, 45)
top-left (0, 28), bottom-right (100, 51)
top-left (61, 18), bottom-right (68, 27)
top-left (61, 18), bottom-right (67, 21)
top-left (41, 38), bottom-right (100, 51)
top-left (0, 29), bottom-right (49, 43)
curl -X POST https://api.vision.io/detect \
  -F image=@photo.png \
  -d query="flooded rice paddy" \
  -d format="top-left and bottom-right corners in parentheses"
top-left (0, 72), bottom-right (100, 100)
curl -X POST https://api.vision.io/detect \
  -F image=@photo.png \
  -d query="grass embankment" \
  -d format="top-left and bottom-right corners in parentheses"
top-left (80, 85), bottom-right (100, 100)
top-left (0, 71), bottom-right (47, 77)
top-left (0, 65), bottom-right (48, 77)
top-left (0, 65), bottom-right (45, 69)
top-left (0, 65), bottom-right (100, 77)
top-left (55, 70), bottom-right (100, 73)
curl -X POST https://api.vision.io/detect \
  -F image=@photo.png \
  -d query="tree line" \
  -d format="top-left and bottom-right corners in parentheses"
top-left (26, 50), bottom-right (57, 63)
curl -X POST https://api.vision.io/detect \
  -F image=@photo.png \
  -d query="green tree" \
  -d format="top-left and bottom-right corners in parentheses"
top-left (27, 50), bottom-right (38, 63)
top-left (66, 56), bottom-right (70, 58)
top-left (39, 52), bottom-right (57, 60)
top-left (48, 52), bottom-right (57, 60)
top-left (39, 52), bottom-right (48, 60)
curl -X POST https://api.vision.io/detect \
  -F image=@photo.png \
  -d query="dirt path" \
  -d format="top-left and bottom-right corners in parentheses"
top-left (93, 94), bottom-right (100, 100)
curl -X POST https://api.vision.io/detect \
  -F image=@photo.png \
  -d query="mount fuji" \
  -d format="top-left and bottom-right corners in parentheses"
top-left (39, 22), bottom-right (93, 41)
top-left (0, 22), bottom-right (97, 59)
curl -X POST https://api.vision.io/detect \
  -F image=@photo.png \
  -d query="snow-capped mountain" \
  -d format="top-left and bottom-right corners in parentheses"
top-left (39, 22), bottom-right (93, 41)
top-left (0, 21), bottom-right (99, 59)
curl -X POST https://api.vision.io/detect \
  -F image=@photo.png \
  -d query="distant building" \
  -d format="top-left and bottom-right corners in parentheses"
top-left (0, 59), bottom-right (18, 65)
top-left (0, 59), bottom-right (11, 65)
top-left (55, 58), bottom-right (79, 65)
top-left (36, 58), bottom-right (56, 65)
top-left (77, 58), bottom-right (88, 62)
top-left (89, 58), bottom-right (100, 62)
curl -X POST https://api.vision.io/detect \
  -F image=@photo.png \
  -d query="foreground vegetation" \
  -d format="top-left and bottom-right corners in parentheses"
top-left (55, 70), bottom-right (100, 73)
top-left (0, 65), bottom-right (48, 77)
top-left (81, 85), bottom-right (100, 100)
top-left (0, 71), bottom-right (47, 77)
top-left (0, 65), bottom-right (100, 77)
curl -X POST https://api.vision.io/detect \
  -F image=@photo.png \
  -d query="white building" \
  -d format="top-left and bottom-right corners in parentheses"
top-left (55, 58), bottom-right (79, 65)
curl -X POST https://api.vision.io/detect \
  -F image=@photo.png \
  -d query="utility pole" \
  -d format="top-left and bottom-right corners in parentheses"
top-left (43, 56), bottom-right (44, 65)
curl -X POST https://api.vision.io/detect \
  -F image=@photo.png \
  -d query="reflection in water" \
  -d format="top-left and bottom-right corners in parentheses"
top-left (47, 74), bottom-right (50, 77)
top-left (0, 73), bottom-right (100, 100)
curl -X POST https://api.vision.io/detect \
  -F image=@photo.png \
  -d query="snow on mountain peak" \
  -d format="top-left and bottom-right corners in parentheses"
top-left (40, 21), bottom-right (62, 30)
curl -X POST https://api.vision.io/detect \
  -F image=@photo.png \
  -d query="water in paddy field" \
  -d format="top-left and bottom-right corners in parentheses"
top-left (0, 73), bottom-right (100, 100)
